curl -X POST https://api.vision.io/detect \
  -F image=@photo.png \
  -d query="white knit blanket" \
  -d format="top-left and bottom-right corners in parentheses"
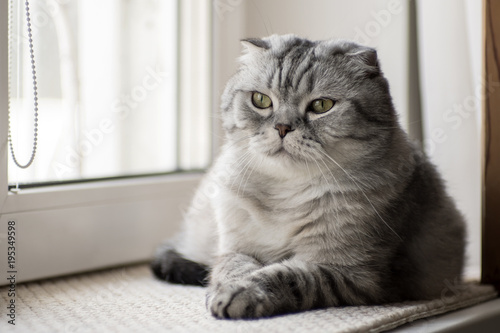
top-left (0, 265), bottom-right (497, 333)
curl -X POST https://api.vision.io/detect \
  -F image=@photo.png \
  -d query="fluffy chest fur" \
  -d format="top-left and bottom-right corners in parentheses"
top-left (211, 169), bottom-right (310, 261)
top-left (211, 148), bottom-right (389, 265)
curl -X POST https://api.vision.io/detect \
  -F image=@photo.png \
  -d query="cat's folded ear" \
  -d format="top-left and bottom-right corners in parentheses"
top-left (241, 38), bottom-right (270, 52)
top-left (345, 47), bottom-right (380, 75)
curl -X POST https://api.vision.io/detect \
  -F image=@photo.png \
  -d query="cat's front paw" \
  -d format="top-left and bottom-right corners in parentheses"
top-left (207, 282), bottom-right (273, 319)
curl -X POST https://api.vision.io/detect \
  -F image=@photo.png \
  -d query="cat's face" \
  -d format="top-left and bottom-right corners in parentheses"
top-left (221, 35), bottom-right (397, 177)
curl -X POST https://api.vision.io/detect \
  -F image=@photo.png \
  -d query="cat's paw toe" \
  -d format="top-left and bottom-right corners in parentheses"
top-left (207, 284), bottom-right (269, 319)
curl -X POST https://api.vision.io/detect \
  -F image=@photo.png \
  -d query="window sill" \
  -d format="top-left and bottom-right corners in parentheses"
top-left (2, 172), bottom-right (203, 214)
top-left (0, 172), bottom-right (203, 285)
top-left (391, 297), bottom-right (500, 332)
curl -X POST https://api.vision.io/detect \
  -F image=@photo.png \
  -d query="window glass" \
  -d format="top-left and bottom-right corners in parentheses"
top-left (8, 0), bottom-right (196, 185)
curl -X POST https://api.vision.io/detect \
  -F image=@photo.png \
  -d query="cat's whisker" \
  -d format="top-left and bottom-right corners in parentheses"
top-left (317, 150), bottom-right (403, 241)
top-left (316, 154), bottom-right (349, 207)
top-left (233, 149), bottom-right (252, 168)
top-left (316, 154), bottom-right (384, 241)
top-left (308, 153), bottom-right (342, 226)
top-left (208, 131), bottom-right (227, 141)
top-left (315, 154), bottom-right (344, 225)
top-left (229, 151), bottom-right (254, 190)
top-left (229, 152), bottom-right (251, 177)
top-left (224, 134), bottom-right (253, 151)
top-left (309, 154), bottom-right (329, 186)
top-left (236, 154), bottom-right (258, 197)
top-left (302, 152), bottom-right (313, 181)
top-left (232, 152), bottom-right (252, 173)
top-left (241, 154), bottom-right (265, 195)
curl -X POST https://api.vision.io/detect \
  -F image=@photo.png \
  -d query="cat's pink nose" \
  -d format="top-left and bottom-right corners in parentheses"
top-left (274, 123), bottom-right (294, 138)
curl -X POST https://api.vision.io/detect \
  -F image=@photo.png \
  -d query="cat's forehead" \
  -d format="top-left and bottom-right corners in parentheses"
top-left (265, 34), bottom-right (315, 55)
top-left (240, 35), bottom-right (370, 77)
top-left (239, 37), bottom-right (346, 95)
top-left (235, 35), bottom-right (380, 101)
top-left (260, 35), bottom-right (362, 59)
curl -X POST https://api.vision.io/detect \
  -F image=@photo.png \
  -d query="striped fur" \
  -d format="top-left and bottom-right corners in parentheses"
top-left (152, 35), bottom-right (465, 319)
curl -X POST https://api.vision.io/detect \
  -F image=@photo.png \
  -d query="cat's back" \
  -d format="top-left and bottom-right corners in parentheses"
top-left (384, 147), bottom-right (466, 300)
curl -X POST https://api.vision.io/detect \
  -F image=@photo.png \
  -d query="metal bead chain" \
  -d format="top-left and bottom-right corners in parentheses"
top-left (7, 0), bottom-right (39, 169)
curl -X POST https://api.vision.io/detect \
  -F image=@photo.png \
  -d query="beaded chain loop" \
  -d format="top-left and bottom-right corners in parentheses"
top-left (8, 0), bottom-right (39, 169)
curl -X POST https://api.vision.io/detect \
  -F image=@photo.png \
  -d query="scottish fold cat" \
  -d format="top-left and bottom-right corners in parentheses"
top-left (152, 35), bottom-right (465, 319)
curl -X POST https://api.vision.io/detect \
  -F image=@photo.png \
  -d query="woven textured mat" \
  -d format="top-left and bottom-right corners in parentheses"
top-left (0, 264), bottom-right (497, 332)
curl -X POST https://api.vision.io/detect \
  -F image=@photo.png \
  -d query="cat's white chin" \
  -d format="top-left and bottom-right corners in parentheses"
top-left (271, 146), bottom-right (292, 157)
top-left (253, 150), bottom-right (317, 180)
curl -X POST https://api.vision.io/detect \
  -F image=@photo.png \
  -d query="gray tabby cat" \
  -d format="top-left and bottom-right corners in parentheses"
top-left (152, 35), bottom-right (465, 319)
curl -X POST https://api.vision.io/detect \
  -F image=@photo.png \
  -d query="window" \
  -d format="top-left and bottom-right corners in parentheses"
top-left (8, 0), bottom-right (210, 185)
top-left (0, 0), bottom-right (212, 283)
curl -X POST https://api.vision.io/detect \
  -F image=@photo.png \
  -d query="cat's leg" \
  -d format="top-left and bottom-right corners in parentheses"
top-left (151, 243), bottom-right (210, 286)
top-left (151, 176), bottom-right (219, 286)
top-left (206, 253), bottom-right (264, 309)
top-left (151, 210), bottom-right (216, 286)
top-left (207, 255), bottom-right (383, 319)
top-left (211, 253), bottom-right (264, 281)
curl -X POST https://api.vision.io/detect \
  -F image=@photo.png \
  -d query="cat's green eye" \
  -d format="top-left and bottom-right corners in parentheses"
top-left (252, 92), bottom-right (273, 109)
top-left (309, 98), bottom-right (335, 114)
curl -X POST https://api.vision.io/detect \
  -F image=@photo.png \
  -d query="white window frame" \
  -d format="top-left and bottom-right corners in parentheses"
top-left (0, 0), bottom-right (212, 285)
